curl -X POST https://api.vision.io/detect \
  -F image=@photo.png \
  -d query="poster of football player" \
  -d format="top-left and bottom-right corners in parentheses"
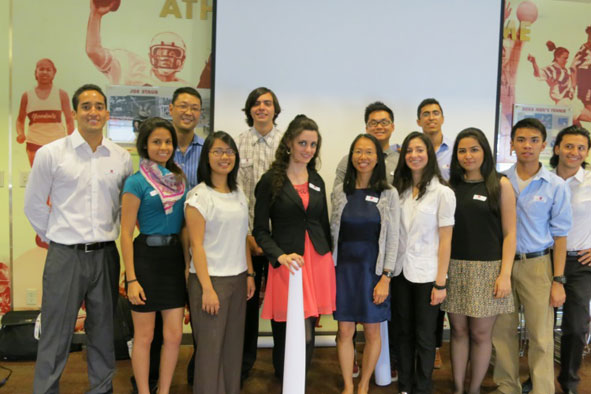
top-left (86, 0), bottom-right (211, 88)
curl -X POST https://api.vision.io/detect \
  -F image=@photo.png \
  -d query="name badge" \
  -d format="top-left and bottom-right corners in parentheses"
top-left (533, 195), bottom-right (546, 202)
top-left (309, 183), bottom-right (321, 192)
top-left (150, 190), bottom-right (158, 197)
top-left (473, 194), bottom-right (487, 201)
top-left (366, 195), bottom-right (379, 203)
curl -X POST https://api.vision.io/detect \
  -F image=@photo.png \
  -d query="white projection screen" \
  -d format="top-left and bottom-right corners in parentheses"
top-left (213, 0), bottom-right (503, 189)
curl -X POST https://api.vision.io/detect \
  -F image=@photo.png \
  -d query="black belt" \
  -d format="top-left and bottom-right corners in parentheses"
top-left (515, 248), bottom-right (550, 260)
top-left (138, 234), bottom-right (179, 247)
top-left (55, 241), bottom-right (115, 253)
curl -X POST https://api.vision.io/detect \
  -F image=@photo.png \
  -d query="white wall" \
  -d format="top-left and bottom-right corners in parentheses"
top-left (214, 0), bottom-right (502, 189)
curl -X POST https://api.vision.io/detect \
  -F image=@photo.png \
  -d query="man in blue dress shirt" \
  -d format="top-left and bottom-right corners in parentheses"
top-left (416, 98), bottom-right (453, 181)
top-left (492, 118), bottom-right (572, 394)
top-left (133, 87), bottom-right (204, 393)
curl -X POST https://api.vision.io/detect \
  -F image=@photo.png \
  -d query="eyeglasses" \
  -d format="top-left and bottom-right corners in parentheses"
top-left (367, 119), bottom-right (392, 128)
top-left (210, 148), bottom-right (236, 157)
top-left (174, 103), bottom-right (201, 113)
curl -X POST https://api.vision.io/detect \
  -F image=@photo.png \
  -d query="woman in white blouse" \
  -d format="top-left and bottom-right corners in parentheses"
top-left (392, 131), bottom-right (456, 394)
top-left (184, 131), bottom-right (256, 394)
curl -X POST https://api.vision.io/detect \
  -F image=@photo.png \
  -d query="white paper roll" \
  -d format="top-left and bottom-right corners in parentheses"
top-left (282, 267), bottom-right (306, 394)
top-left (374, 320), bottom-right (391, 386)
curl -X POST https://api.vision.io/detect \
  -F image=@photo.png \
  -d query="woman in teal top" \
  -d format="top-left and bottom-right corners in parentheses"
top-left (121, 117), bottom-right (188, 394)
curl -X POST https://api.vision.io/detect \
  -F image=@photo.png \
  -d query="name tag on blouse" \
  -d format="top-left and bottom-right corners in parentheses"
top-left (309, 183), bottom-right (321, 192)
top-left (365, 195), bottom-right (379, 203)
top-left (473, 194), bottom-right (487, 201)
top-left (533, 195), bottom-right (546, 202)
top-left (150, 190), bottom-right (158, 197)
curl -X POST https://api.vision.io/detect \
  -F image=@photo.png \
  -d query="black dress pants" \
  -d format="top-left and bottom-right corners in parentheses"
top-left (558, 255), bottom-right (591, 392)
top-left (393, 274), bottom-right (440, 394)
top-left (270, 316), bottom-right (317, 378)
top-left (241, 255), bottom-right (267, 379)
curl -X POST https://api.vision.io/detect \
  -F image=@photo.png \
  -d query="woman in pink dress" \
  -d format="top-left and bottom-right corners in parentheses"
top-left (253, 114), bottom-right (336, 380)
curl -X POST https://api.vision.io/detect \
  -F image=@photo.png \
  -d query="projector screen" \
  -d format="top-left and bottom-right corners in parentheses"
top-left (213, 0), bottom-right (503, 188)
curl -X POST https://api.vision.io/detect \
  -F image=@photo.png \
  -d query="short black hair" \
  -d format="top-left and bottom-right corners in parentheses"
top-left (172, 87), bottom-right (202, 106)
top-left (364, 102), bottom-right (394, 124)
top-left (417, 98), bottom-right (443, 120)
top-left (511, 118), bottom-right (547, 141)
top-left (72, 84), bottom-right (107, 111)
top-left (242, 87), bottom-right (281, 127)
top-left (550, 125), bottom-right (591, 169)
top-left (198, 131), bottom-right (240, 191)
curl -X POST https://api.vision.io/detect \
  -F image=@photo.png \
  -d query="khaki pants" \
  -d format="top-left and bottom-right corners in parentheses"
top-left (492, 254), bottom-right (554, 394)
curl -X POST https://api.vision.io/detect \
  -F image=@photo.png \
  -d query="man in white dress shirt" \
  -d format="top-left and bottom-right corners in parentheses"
top-left (551, 125), bottom-right (591, 394)
top-left (24, 84), bottom-right (133, 394)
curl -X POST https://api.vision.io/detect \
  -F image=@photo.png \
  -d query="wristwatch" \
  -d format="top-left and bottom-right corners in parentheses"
top-left (383, 271), bottom-right (395, 279)
top-left (553, 275), bottom-right (567, 284)
top-left (433, 282), bottom-right (447, 290)
top-left (247, 271), bottom-right (256, 278)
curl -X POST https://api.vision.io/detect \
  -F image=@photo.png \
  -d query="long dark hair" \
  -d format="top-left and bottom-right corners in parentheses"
top-left (136, 117), bottom-right (184, 181)
top-left (393, 131), bottom-right (444, 200)
top-left (197, 131), bottom-right (240, 191)
top-left (269, 114), bottom-right (322, 200)
top-left (343, 134), bottom-right (390, 194)
top-left (450, 128), bottom-right (502, 213)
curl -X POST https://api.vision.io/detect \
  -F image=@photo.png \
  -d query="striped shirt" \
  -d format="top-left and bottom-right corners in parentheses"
top-left (237, 126), bottom-right (282, 232)
top-left (573, 43), bottom-right (591, 70)
top-left (538, 62), bottom-right (575, 103)
top-left (174, 134), bottom-right (204, 189)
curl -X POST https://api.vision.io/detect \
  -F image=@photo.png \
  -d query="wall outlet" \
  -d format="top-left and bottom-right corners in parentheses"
top-left (26, 288), bottom-right (37, 305)
top-left (20, 170), bottom-right (30, 188)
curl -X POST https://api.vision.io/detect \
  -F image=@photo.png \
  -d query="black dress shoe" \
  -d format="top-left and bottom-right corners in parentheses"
top-left (521, 377), bottom-right (532, 393)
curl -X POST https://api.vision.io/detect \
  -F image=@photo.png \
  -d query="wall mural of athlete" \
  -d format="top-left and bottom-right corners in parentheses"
top-left (86, 0), bottom-right (210, 87)
top-left (16, 58), bottom-right (75, 249)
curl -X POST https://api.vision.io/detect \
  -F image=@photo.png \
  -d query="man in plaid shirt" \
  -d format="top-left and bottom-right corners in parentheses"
top-left (237, 87), bottom-right (283, 382)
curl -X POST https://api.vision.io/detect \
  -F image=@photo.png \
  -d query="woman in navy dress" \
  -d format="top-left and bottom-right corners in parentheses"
top-left (331, 134), bottom-right (400, 394)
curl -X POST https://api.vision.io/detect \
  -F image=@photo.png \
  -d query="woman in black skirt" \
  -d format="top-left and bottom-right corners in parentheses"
top-left (121, 117), bottom-right (188, 394)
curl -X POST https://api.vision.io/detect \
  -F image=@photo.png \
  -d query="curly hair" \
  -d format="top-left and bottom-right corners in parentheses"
top-left (269, 114), bottom-right (321, 200)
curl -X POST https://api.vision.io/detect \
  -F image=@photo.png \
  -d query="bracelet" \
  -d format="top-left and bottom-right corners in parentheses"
top-left (127, 279), bottom-right (138, 284)
top-left (433, 282), bottom-right (446, 290)
top-left (247, 272), bottom-right (256, 278)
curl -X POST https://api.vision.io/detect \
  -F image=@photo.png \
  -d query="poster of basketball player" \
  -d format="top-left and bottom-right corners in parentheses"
top-left (497, 0), bottom-right (591, 168)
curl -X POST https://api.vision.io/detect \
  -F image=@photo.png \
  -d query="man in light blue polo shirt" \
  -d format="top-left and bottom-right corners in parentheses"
top-left (416, 98), bottom-right (453, 180)
top-left (492, 118), bottom-right (572, 394)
